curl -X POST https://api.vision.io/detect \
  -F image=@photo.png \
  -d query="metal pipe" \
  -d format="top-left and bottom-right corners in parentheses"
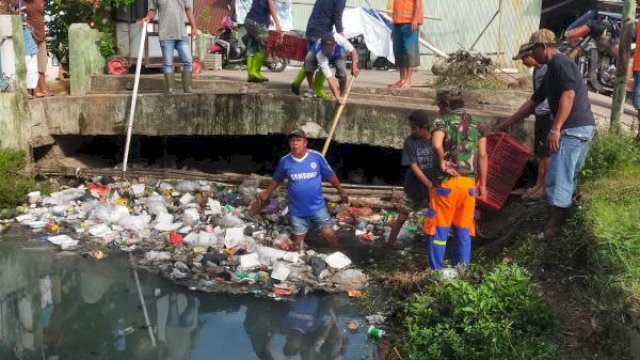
top-left (129, 252), bottom-right (157, 348)
top-left (122, 21), bottom-right (147, 173)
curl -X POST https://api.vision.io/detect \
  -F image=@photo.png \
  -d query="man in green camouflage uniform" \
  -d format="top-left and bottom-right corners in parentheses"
top-left (422, 89), bottom-right (489, 271)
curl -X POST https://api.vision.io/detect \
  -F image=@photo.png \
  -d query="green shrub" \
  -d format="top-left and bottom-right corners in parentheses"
top-left (582, 133), bottom-right (640, 180)
top-left (402, 264), bottom-right (558, 360)
top-left (0, 150), bottom-right (34, 218)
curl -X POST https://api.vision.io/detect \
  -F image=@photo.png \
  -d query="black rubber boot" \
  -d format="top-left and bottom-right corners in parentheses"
top-left (182, 71), bottom-right (193, 93)
top-left (164, 72), bottom-right (175, 94)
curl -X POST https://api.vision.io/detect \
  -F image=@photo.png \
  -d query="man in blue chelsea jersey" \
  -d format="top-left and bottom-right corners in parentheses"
top-left (257, 130), bottom-right (349, 251)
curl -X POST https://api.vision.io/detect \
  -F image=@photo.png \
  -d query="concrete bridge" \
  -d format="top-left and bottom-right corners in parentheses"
top-left (0, 21), bottom-right (636, 171)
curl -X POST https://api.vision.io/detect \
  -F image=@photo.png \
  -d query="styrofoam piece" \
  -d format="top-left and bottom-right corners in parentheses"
top-left (179, 193), bottom-right (194, 205)
top-left (224, 227), bottom-right (245, 248)
top-left (271, 266), bottom-right (291, 281)
top-left (325, 252), bottom-right (352, 269)
top-left (16, 214), bottom-right (35, 222)
top-left (145, 250), bottom-right (172, 262)
top-left (240, 253), bottom-right (260, 270)
top-left (178, 226), bottom-right (192, 234)
top-left (207, 198), bottom-right (222, 216)
top-left (47, 235), bottom-right (78, 250)
top-left (131, 183), bottom-right (145, 196)
top-left (89, 223), bottom-right (113, 237)
top-left (183, 208), bottom-right (200, 223)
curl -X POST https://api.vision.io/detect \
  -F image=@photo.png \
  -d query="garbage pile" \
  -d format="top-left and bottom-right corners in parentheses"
top-left (11, 177), bottom-right (420, 299)
top-left (432, 49), bottom-right (506, 89)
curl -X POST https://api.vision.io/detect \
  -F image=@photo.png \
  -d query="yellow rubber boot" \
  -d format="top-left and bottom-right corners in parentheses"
top-left (252, 52), bottom-right (269, 82)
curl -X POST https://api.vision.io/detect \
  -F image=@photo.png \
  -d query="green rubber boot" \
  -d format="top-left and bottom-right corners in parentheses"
top-left (247, 55), bottom-right (258, 82)
top-left (252, 52), bottom-right (269, 82)
top-left (313, 71), bottom-right (331, 99)
top-left (182, 70), bottom-right (193, 93)
top-left (290, 69), bottom-right (306, 95)
top-left (163, 72), bottom-right (175, 94)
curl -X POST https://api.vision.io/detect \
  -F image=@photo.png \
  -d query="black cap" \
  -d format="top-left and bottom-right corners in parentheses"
top-left (409, 110), bottom-right (434, 129)
top-left (287, 129), bottom-right (307, 140)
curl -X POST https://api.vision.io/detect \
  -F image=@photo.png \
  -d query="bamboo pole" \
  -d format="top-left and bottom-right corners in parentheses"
top-left (611, 0), bottom-right (636, 133)
top-left (322, 76), bottom-right (356, 156)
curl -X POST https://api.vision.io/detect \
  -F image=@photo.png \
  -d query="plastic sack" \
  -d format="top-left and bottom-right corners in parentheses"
top-left (219, 213), bottom-right (244, 228)
top-left (330, 269), bottom-right (367, 291)
top-left (238, 175), bottom-right (260, 205)
top-left (117, 214), bottom-right (151, 234)
top-left (145, 251), bottom-right (172, 262)
top-left (90, 204), bottom-right (130, 224)
top-left (145, 194), bottom-right (169, 216)
top-left (46, 188), bottom-right (86, 205)
top-left (256, 245), bottom-right (300, 264)
top-left (182, 208), bottom-right (200, 226)
top-left (176, 180), bottom-right (200, 193)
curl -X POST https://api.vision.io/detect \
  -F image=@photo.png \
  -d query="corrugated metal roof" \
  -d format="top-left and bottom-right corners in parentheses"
top-left (194, 0), bottom-right (233, 35)
top-left (290, 0), bottom-right (541, 70)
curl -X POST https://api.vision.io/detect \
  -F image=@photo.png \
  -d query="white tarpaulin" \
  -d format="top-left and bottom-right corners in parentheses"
top-left (342, 7), bottom-right (395, 64)
top-left (235, 0), bottom-right (293, 31)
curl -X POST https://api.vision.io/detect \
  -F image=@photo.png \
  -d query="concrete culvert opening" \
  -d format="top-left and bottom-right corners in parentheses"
top-left (34, 135), bottom-right (405, 186)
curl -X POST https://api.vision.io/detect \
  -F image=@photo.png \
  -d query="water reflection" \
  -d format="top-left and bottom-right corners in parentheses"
top-left (0, 237), bottom-right (373, 360)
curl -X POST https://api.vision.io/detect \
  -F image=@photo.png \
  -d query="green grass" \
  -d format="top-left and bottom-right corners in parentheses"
top-left (400, 264), bottom-right (559, 360)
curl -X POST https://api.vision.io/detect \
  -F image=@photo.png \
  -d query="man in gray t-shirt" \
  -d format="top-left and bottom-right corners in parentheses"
top-left (142, 0), bottom-right (198, 94)
top-left (498, 44), bottom-right (552, 200)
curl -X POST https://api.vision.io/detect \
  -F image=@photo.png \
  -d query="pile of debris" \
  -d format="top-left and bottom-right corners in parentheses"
top-left (432, 49), bottom-right (506, 90)
top-left (11, 176), bottom-right (420, 299)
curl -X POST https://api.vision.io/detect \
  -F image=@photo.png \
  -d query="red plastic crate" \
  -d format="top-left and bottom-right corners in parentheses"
top-left (266, 31), bottom-right (307, 61)
top-left (479, 133), bottom-right (532, 210)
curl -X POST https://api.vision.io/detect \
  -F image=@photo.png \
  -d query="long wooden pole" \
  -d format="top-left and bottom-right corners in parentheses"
top-left (322, 76), bottom-right (356, 156)
top-left (611, 0), bottom-right (636, 133)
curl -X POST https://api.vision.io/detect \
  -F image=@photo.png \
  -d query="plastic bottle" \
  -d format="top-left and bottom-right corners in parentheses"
top-left (367, 325), bottom-right (385, 339)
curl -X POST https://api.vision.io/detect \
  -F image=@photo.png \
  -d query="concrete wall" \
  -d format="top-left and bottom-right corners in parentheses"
top-left (0, 15), bottom-right (28, 150)
top-left (69, 24), bottom-right (106, 95)
top-left (26, 91), bottom-right (525, 150)
top-left (0, 93), bottom-right (28, 150)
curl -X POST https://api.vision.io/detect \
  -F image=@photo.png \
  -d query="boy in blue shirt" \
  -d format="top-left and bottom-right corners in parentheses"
top-left (256, 130), bottom-right (349, 250)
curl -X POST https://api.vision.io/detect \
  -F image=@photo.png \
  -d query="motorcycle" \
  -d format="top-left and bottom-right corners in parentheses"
top-left (208, 16), bottom-right (288, 73)
top-left (562, 10), bottom-right (620, 93)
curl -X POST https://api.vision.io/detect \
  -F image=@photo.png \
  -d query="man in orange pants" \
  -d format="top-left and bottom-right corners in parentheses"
top-left (423, 89), bottom-right (489, 270)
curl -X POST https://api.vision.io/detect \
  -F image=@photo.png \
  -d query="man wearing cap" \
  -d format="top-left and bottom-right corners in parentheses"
top-left (387, 110), bottom-right (435, 248)
top-left (504, 29), bottom-right (595, 240)
top-left (423, 89), bottom-right (489, 271)
top-left (498, 44), bottom-right (552, 200)
top-left (256, 130), bottom-right (349, 251)
top-left (292, 33), bottom-right (359, 103)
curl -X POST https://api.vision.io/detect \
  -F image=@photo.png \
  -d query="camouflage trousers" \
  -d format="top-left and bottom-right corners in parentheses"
top-left (245, 19), bottom-right (268, 55)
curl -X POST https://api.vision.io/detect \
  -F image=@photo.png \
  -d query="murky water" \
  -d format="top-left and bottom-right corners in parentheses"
top-left (0, 231), bottom-right (377, 360)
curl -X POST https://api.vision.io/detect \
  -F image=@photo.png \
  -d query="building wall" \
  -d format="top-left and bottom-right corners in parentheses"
top-left (290, 0), bottom-right (542, 71)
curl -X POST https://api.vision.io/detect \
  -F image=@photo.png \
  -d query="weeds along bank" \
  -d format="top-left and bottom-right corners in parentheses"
top-left (0, 149), bottom-right (47, 219)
